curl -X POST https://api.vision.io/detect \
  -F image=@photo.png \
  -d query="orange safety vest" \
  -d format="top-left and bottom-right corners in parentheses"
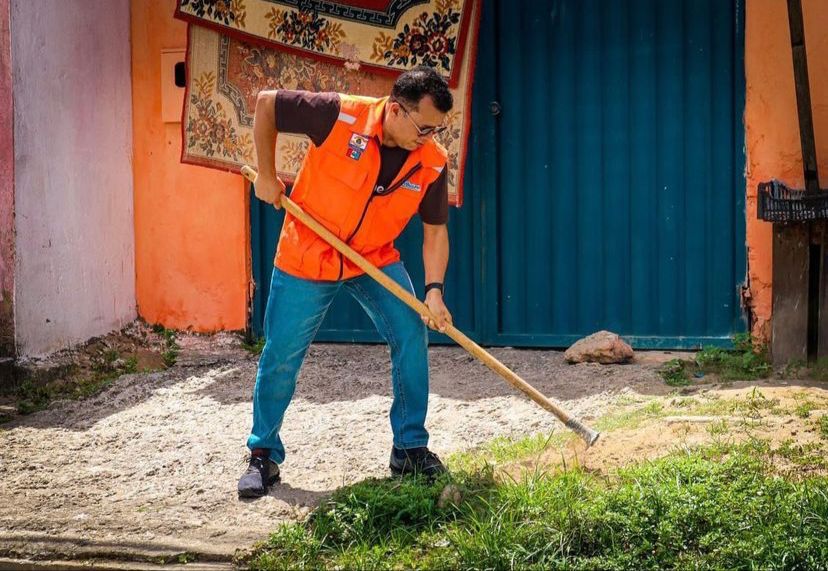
top-left (274, 94), bottom-right (448, 281)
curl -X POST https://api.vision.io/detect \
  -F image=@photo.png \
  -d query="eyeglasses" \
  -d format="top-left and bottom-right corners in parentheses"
top-left (396, 101), bottom-right (448, 137)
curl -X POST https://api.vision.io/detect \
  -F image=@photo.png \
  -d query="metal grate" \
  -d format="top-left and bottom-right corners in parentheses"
top-left (757, 180), bottom-right (828, 223)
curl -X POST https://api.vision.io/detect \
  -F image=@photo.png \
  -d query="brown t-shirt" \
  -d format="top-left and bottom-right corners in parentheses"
top-left (275, 90), bottom-right (449, 225)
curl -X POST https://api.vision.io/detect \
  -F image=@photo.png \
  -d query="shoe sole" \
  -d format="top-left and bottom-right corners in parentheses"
top-left (238, 473), bottom-right (281, 499)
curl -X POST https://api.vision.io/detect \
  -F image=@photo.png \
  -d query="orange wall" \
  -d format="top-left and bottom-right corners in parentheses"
top-left (745, 0), bottom-right (828, 342)
top-left (131, 0), bottom-right (248, 331)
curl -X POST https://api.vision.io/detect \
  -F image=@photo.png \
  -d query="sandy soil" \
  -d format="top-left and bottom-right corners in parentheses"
top-left (0, 332), bottom-right (823, 568)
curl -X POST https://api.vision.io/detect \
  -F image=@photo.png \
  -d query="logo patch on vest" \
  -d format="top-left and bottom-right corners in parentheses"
top-left (401, 180), bottom-right (422, 192)
top-left (346, 147), bottom-right (363, 160)
top-left (348, 133), bottom-right (369, 151)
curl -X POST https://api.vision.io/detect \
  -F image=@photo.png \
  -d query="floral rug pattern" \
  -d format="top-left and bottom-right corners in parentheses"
top-left (176, 0), bottom-right (476, 87)
top-left (180, 0), bottom-right (479, 206)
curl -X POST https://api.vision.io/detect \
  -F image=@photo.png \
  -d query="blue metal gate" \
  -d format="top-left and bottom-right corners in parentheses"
top-left (251, 0), bottom-right (746, 349)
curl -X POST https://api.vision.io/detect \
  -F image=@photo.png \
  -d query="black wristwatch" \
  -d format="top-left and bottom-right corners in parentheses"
top-left (424, 282), bottom-right (444, 296)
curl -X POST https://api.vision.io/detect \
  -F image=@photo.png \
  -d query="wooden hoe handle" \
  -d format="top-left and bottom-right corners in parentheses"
top-left (241, 165), bottom-right (600, 446)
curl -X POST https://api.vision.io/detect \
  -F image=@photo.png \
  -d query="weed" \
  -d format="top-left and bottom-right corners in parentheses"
top-left (15, 380), bottom-right (52, 415)
top-left (774, 439), bottom-right (827, 470)
top-left (177, 552), bottom-right (197, 564)
top-left (670, 396), bottom-right (698, 408)
top-left (809, 357), bottom-right (828, 382)
top-left (243, 337), bottom-right (266, 355)
top-left (594, 400), bottom-right (665, 432)
top-left (123, 356), bottom-right (138, 374)
top-left (683, 389), bottom-right (780, 420)
top-left (14, 348), bottom-right (144, 416)
top-left (794, 400), bottom-right (818, 419)
top-left (820, 415), bottom-right (828, 440)
top-left (687, 396), bottom-right (770, 421)
top-left (707, 419), bottom-right (729, 436)
top-left (695, 333), bottom-right (771, 381)
top-left (744, 387), bottom-right (778, 417)
top-left (92, 349), bottom-right (120, 373)
top-left (656, 335), bottom-right (771, 386)
top-left (658, 359), bottom-right (692, 386)
top-left (159, 328), bottom-right (180, 367)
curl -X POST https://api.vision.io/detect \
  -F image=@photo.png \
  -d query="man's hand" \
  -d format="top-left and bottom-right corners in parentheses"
top-left (423, 289), bottom-right (453, 332)
top-left (253, 172), bottom-right (286, 209)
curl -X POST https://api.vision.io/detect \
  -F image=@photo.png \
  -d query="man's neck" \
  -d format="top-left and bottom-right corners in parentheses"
top-left (381, 106), bottom-right (398, 148)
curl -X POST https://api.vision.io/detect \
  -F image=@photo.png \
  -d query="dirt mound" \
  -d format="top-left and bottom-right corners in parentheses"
top-left (510, 385), bottom-right (828, 478)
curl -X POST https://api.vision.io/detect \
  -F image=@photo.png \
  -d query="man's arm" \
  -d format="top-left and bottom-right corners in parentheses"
top-left (422, 222), bottom-right (452, 332)
top-left (253, 90), bottom-right (340, 207)
top-left (252, 90), bottom-right (285, 208)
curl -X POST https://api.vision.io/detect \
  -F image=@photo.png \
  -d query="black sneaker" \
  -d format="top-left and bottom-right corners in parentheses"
top-left (389, 446), bottom-right (447, 479)
top-left (238, 452), bottom-right (280, 498)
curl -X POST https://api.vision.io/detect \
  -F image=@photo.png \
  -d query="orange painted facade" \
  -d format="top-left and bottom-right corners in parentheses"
top-left (744, 0), bottom-right (828, 342)
top-left (131, 0), bottom-right (248, 331)
top-left (130, 0), bottom-right (828, 342)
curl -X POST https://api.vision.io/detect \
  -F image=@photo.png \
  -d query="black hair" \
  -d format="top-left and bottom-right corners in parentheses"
top-left (391, 65), bottom-right (453, 113)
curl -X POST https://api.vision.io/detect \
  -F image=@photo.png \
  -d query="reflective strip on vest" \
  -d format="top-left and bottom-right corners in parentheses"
top-left (337, 112), bottom-right (357, 125)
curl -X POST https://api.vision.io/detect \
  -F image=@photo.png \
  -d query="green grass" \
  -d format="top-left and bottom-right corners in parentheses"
top-left (695, 333), bottom-right (772, 381)
top-left (820, 416), bottom-right (828, 440)
top-left (15, 353), bottom-right (133, 415)
top-left (795, 400), bottom-right (819, 419)
top-left (578, 389), bottom-right (787, 440)
top-left (677, 388), bottom-right (783, 419)
top-left (15, 370), bottom-right (120, 415)
top-left (706, 419), bottom-right (729, 437)
top-left (448, 432), bottom-right (572, 472)
top-left (658, 334), bottom-right (772, 387)
top-left (775, 439), bottom-right (828, 470)
top-left (176, 552), bottom-right (197, 564)
top-left (243, 337), bottom-right (266, 355)
top-left (658, 359), bottom-right (692, 387)
top-left (13, 348), bottom-right (143, 417)
top-left (594, 400), bottom-right (665, 432)
top-left (245, 440), bottom-right (828, 570)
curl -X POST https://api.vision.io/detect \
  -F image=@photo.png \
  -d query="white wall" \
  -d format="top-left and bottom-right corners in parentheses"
top-left (12, 0), bottom-right (135, 356)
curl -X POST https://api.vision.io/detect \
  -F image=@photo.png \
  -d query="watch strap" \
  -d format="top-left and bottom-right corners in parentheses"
top-left (424, 282), bottom-right (444, 295)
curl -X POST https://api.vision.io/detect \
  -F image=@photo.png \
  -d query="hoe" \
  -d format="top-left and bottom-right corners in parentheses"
top-left (242, 165), bottom-right (600, 447)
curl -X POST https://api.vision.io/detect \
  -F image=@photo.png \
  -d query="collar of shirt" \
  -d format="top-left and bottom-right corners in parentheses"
top-left (361, 96), bottom-right (389, 146)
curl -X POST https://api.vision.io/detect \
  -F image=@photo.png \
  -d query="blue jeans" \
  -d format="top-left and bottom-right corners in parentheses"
top-left (246, 261), bottom-right (430, 464)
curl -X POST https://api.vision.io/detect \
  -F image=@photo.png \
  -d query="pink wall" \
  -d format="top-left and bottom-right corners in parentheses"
top-left (11, 0), bottom-right (135, 356)
top-left (0, 0), bottom-right (13, 357)
top-left (744, 0), bottom-right (828, 342)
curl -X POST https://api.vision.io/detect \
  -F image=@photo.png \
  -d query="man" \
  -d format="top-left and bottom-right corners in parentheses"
top-left (238, 66), bottom-right (455, 498)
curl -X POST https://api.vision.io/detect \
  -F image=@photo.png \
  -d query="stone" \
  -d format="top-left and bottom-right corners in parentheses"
top-left (564, 330), bottom-right (634, 364)
top-left (437, 484), bottom-right (463, 509)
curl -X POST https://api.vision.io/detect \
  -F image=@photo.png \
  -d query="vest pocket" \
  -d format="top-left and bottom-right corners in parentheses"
top-left (318, 151), bottom-right (369, 189)
top-left (300, 150), bottom-right (371, 237)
